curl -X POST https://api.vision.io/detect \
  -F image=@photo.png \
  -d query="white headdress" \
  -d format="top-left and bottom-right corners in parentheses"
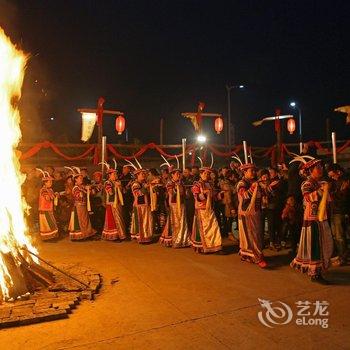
top-left (36, 168), bottom-right (52, 181)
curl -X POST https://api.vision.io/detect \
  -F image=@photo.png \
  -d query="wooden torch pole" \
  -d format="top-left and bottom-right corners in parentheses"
top-left (243, 141), bottom-right (248, 164)
top-left (101, 136), bottom-right (107, 176)
top-left (331, 131), bottom-right (337, 164)
top-left (182, 138), bottom-right (186, 171)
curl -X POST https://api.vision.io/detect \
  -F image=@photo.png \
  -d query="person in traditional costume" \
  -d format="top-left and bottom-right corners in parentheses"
top-left (234, 154), bottom-right (267, 268)
top-left (37, 169), bottom-right (59, 241)
top-left (100, 160), bottom-right (126, 241)
top-left (65, 167), bottom-right (97, 241)
top-left (191, 155), bottom-right (222, 253)
top-left (159, 157), bottom-right (191, 248)
top-left (128, 159), bottom-right (154, 243)
top-left (289, 155), bottom-right (334, 284)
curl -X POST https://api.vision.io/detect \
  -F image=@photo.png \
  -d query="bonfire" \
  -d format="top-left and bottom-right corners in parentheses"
top-left (0, 27), bottom-right (54, 302)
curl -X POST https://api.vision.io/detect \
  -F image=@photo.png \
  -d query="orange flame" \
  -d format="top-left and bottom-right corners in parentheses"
top-left (0, 28), bottom-right (38, 300)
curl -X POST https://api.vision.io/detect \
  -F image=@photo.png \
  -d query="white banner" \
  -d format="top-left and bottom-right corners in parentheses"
top-left (81, 112), bottom-right (97, 142)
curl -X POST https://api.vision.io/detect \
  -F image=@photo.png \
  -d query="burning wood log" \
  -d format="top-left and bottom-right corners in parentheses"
top-left (0, 252), bottom-right (29, 301)
top-left (0, 249), bottom-right (56, 302)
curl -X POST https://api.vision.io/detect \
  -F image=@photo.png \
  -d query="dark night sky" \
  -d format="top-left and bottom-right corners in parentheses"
top-left (2, 0), bottom-right (350, 145)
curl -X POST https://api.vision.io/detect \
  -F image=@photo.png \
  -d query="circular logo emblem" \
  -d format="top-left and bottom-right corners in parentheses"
top-left (258, 298), bottom-right (293, 328)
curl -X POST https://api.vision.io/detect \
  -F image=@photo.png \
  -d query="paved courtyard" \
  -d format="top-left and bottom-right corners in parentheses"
top-left (1, 238), bottom-right (349, 350)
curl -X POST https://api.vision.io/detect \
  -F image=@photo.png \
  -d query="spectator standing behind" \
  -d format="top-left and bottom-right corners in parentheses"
top-left (81, 167), bottom-right (91, 185)
top-left (52, 170), bottom-right (65, 193)
top-left (23, 168), bottom-right (42, 233)
top-left (183, 167), bottom-right (195, 230)
top-left (328, 164), bottom-right (350, 265)
top-left (90, 171), bottom-right (105, 235)
top-left (160, 168), bottom-right (169, 185)
top-left (210, 170), bottom-right (223, 233)
top-left (58, 175), bottom-right (74, 233)
top-left (149, 169), bottom-right (167, 235)
top-left (259, 168), bottom-right (281, 250)
top-left (52, 170), bottom-right (66, 234)
top-left (281, 196), bottom-right (298, 253)
top-left (268, 167), bottom-right (285, 250)
top-left (183, 166), bottom-right (192, 180)
top-left (258, 169), bottom-right (271, 248)
top-left (191, 166), bottom-right (200, 182)
top-left (120, 165), bottom-right (134, 235)
top-left (218, 170), bottom-right (236, 238)
top-left (44, 166), bottom-right (55, 177)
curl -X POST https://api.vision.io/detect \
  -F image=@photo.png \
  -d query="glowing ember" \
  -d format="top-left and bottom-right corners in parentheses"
top-left (0, 27), bottom-right (38, 301)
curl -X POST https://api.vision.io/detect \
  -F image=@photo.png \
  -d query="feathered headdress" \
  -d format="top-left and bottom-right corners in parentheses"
top-left (64, 166), bottom-right (82, 178)
top-left (160, 155), bottom-right (180, 173)
top-left (231, 152), bottom-right (255, 171)
top-left (197, 153), bottom-right (214, 172)
top-left (99, 158), bottom-right (118, 175)
top-left (36, 168), bottom-right (53, 181)
top-left (123, 157), bottom-right (145, 175)
top-left (289, 153), bottom-right (321, 170)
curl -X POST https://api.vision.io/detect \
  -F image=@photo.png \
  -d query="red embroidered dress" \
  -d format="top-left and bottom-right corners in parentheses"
top-left (290, 178), bottom-right (333, 276)
top-left (68, 185), bottom-right (96, 240)
top-left (102, 180), bottom-right (126, 240)
top-left (38, 187), bottom-right (58, 240)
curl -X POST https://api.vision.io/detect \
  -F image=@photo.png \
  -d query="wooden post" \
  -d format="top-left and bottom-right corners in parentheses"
top-left (101, 136), bottom-right (107, 176)
top-left (276, 128), bottom-right (282, 163)
top-left (243, 141), bottom-right (248, 164)
top-left (182, 138), bottom-right (186, 171)
top-left (98, 123), bottom-right (103, 151)
top-left (332, 132), bottom-right (337, 164)
top-left (96, 125), bottom-right (102, 167)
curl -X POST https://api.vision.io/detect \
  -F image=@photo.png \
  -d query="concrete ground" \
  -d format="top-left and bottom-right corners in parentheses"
top-left (0, 237), bottom-right (349, 350)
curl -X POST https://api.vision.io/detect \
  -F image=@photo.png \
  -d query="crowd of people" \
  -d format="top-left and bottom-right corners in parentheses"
top-left (22, 152), bottom-right (350, 285)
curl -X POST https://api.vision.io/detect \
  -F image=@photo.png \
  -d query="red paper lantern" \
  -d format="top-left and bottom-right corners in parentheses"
top-left (115, 115), bottom-right (126, 135)
top-left (287, 118), bottom-right (296, 134)
top-left (214, 117), bottom-right (224, 134)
